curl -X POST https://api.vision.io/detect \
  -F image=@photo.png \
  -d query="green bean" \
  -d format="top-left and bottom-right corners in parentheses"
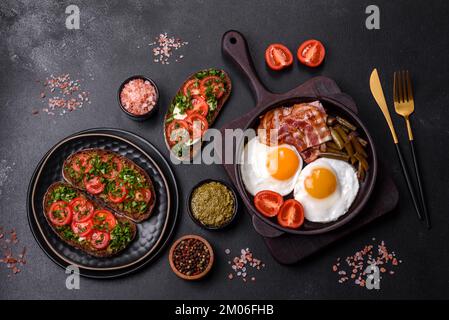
top-left (354, 152), bottom-right (369, 171)
top-left (336, 116), bottom-right (357, 131)
top-left (357, 137), bottom-right (368, 147)
top-left (326, 141), bottom-right (339, 150)
top-left (357, 162), bottom-right (365, 181)
top-left (351, 137), bottom-right (367, 158)
top-left (335, 125), bottom-right (349, 142)
top-left (319, 152), bottom-right (350, 162)
top-left (330, 128), bottom-right (345, 150)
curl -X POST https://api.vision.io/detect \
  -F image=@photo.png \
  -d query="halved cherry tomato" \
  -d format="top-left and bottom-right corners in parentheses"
top-left (103, 157), bottom-right (123, 180)
top-left (166, 119), bottom-right (191, 146)
top-left (183, 79), bottom-right (201, 97)
top-left (187, 96), bottom-right (209, 117)
top-left (254, 190), bottom-right (284, 217)
top-left (185, 113), bottom-right (208, 139)
top-left (200, 76), bottom-right (225, 99)
top-left (71, 220), bottom-right (94, 237)
top-left (90, 231), bottom-right (110, 250)
top-left (84, 176), bottom-right (105, 195)
top-left (49, 201), bottom-right (73, 226)
top-left (297, 39), bottom-right (325, 67)
top-left (135, 188), bottom-right (152, 203)
top-left (69, 197), bottom-right (94, 222)
top-left (277, 199), bottom-right (304, 229)
top-left (265, 44), bottom-right (293, 70)
top-left (71, 154), bottom-right (92, 173)
top-left (92, 210), bottom-right (117, 232)
top-left (108, 182), bottom-right (128, 203)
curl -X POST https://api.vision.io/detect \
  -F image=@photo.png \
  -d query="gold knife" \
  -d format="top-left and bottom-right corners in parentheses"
top-left (369, 68), bottom-right (423, 221)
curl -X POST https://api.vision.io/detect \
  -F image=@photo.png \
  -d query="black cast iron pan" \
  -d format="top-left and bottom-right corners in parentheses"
top-left (222, 30), bottom-right (378, 235)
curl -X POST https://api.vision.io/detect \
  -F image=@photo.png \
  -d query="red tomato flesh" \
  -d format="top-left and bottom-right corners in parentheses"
top-left (90, 231), bottom-right (110, 250)
top-left (254, 190), bottom-right (284, 217)
top-left (265, 44), bottom-right (293, 70)
top-left (71, 220), bottom-right (94, 237)
top-left (49, 201), bottom-right (73, 226)
top-left (69, 197), bottom-right (94, 222)
top-left (108, 182), bottom-right (128, 203)
top-left (84, 176), bottom-right (105, 195)
top-left (277, 199), bottom-right (304, 229)
top-left (200, 76), bottom-right (225, 99)
top-left (92, 210), bottom-right (117, 232)
top-left (72, 155), bottom-right (92, 173)
top-left (297, 39), bottom-right (325, 67)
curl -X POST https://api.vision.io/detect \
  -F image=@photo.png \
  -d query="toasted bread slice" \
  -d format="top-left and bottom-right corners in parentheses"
top-left (62, 149), bottom-right (155, 223)
top-left (43, 182), bottom-right (137, 258)
top-left (164, 68), bottom-right (232, 161)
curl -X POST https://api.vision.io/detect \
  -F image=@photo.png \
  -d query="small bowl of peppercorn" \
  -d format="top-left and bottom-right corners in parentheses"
top-left (169, 235), bottom-right (214, 281)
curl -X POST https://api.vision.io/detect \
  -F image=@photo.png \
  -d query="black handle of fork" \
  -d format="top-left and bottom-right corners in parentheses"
top-left (394, 143), bottom-right (423, 221)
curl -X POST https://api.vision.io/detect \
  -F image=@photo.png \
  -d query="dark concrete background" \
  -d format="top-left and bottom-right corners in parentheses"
top-left (1, 0), bottom-right (449, 299)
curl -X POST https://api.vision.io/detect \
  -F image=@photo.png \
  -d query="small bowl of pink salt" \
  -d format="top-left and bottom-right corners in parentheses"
top-left (118, 75), bottom-right (159, 120)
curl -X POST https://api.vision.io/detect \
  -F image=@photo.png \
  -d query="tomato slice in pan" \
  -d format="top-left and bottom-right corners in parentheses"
top-left (277, 199), bottom-right (304, 229)
top-left (84, 176), bottom-right (105, 195)
top-left (166, 119), bottom-right (191, 146)
top-left (71, 219), bottom-right (93, 237)
top-left (200, 76), bottom-right (225, 99)
top-left (90, 231), bottom-right (110, 250)
top-left (183, 79), bottom-right (201, 97)
top-left (265, 44), bottom-right (293, 70)
top-left (254, 190), bottom-right (284, 217)
top-left (297, 39), bottom-right (325, 67)
top-left (69, 197), bottom-right (95, 222)
top-left (134, 188), bottom-right (152, 203)
top-left (103, 157), bottom-right (123, 180)
top-left (71, 154), bottom-right (92, 173)
top-left (108, 182), bottom-right (128, 203)
top-left (185, 113), bottom-right (208, 140)
top-left (92, 210), bottom-right (117, 232)
top-left (187, 96), bottom-right (209, 117)
top-left (49, 201), bottom-right (73, 226)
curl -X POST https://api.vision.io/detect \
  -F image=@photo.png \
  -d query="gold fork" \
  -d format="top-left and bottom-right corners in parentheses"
top-left (393, 70), bottom-right (430, 228)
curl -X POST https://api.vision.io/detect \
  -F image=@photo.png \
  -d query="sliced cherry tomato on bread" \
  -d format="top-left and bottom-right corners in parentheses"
top-left (200, 76), bottom-right (225, 99)
top-left (92, 210), bottom-right (117, 232)
top-left (185, 113), bottom-right (208, 139)
top-left (108, 182), bottom-right (128, 203)
top-left (254, 190), bottom-right (284, 217)
top-left (277, 199), bottom-right (304, 229)
top-left (48, 201), bottom-right (73, 226)
top-left (297, 39), bottom-right (325, 67)
top-left (103, 157), bottom-right (123, 180)
top-left (71, 219), bottom-right (94, 237)
top-left (166, 119), bottom-right (191, 146)
top-left (84, 176), bottom-right (105, 195)
top-left (69, 197), bottom-right (94, 222)
top-left (265, 44), bottom-right (293, 70)
top-left (71, 154), bottom-right (92, 173)
top-left (90, 231), bottom-right (110, 250)
top-left (187, 96), bottom-right (209, 117)
top-left (135, 188), bottom-right (152, 203)
top-left (183, 79), bottom-right (201, 97)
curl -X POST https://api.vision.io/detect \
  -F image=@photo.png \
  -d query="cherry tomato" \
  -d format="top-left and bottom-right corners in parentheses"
top-left (200, 76), bottom-right (225, 99)
top-left (297, 39), bottom-right (325, 67)
top-left (71, 220), bottom-right (94, 237)
top-left (277, 199), bottom-right (304, 229)
top-left (134, 188), bottom-right (152, 203)
top-left (166, 119), bottom-right (191, 146)
top-left (108, 182), bottom-right (128, 203)
top-left (185, 113), bottom-right (208, 140)
top-left (92, 210), bottom-right (117, 232)
top-left (71, 154), bottom-right (92, 173)
top-left (48, 201), bottom-right (73, 226)
top-left (84, 176), bottom-right (105, 195)
top-left (90, 231), bottom-right (110, 250)
top-left (254, 190), bottom-right (284, 217)
top-left (103, 157), bottom-right (123, 180)
top-left (187, 96), bottom-right (209, 117)
top-left (69, 197), bottom-right (94, 222)
top-left (265, 44), bottom-right (293, 70)
top-left (183, 79), bottom-right (201, 97)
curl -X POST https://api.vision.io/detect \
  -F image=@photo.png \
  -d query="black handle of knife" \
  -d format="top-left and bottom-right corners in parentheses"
top-left (394, 143), bottom-right (423, 221)
top-left (409, 140), bottom-right (431, 228)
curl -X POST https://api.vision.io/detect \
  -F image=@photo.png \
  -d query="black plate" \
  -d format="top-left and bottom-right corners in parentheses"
top-left (27, 128), bottom-right (179, 278)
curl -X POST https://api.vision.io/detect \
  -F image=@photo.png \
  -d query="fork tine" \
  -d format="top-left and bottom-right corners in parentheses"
top-left (397, 71), bottom-right (403, 102)
top-left (393, 72), bottom-right (398, 103)
top-left (406, 70), bottom-right (413, 103)
top-left (402, 70), bottom-right (408, 102)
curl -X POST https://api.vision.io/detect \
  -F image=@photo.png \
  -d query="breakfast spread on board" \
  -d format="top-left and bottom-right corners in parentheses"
top-left (164, 68), bottom-right (232, 160)
top-left (241, 101), bottom-right (369, 229)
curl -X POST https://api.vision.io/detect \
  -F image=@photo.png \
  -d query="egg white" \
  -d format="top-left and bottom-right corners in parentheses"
top-left (240, 137), bottom-right (303, 196)
top-left (293, 158), bottom-right (359, 223)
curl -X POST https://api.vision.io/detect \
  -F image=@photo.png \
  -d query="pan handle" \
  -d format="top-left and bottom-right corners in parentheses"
top-left (222, 30), bottom-right (273, 106)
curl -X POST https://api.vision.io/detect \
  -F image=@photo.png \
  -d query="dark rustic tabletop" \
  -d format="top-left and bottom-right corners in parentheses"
top-left (1, 0), bottom-right (448, 299)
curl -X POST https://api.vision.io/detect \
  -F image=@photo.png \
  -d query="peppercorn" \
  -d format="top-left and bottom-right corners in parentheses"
top-left (172, 238), bottom-right (210, 276)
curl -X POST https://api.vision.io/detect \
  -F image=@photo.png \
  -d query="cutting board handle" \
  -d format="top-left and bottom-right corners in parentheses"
top-left (222, 30), bottom-right (274, 106)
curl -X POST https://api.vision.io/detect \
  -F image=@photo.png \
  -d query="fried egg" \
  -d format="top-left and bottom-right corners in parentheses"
top-left (240, 137), bottom-right (303, 196)
top-left (293, 158), bottom-right (359, 223)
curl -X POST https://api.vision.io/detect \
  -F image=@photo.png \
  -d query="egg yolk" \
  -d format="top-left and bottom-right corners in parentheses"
top-left (266, 146), bottom-right (300, 180)
top-left (304, 167), bottom-right (337, 199)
